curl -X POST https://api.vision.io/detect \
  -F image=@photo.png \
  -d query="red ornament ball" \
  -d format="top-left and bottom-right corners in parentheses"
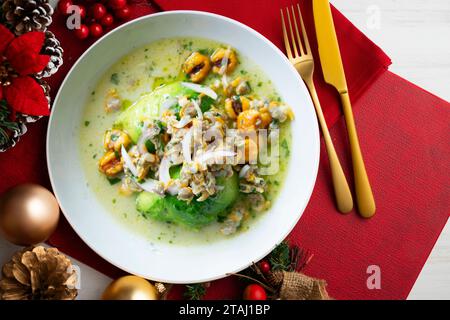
top-left (108, 0), bottom-right (127, 9)
top-left (114, 5), bottom-right (131, 20)
top-left (78, 5), bottom-right (87, 19)
top-left (74, 24), bottom-right (90, 40)
top-left (101, 14), bottom-right (114, 27)
top-left (259, 260), bottom-right (271, 274)
top-left (91, 3), bottom-right (107, 20)
top-left (89, 23), bottom-right (104, 38)
top-left (58, 0), bottom-right (73, 15)
top-left (243, 284), bottom-right (267, 300)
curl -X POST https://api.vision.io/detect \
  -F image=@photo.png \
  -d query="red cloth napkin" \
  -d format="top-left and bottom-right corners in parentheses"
top-left (0, 0), bottom-right (448, 300)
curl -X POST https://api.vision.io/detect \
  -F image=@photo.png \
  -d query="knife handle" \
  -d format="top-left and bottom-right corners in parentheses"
top-left (340, 92), bottom-right (376, 218)
top-left (307, 83), bottom-right (353, 214)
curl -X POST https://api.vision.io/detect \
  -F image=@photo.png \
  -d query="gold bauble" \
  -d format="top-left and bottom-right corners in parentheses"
top-left (0, 184), bottom-right (60, 246)
top-left (102, 276), bottom-right (159, 300)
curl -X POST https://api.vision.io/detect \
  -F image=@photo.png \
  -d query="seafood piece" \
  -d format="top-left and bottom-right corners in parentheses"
top-left (182, 52), bottom-right (211, 83)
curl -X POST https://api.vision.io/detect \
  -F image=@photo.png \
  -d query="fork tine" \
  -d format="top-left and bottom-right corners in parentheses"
top-left (285, 7), bottom-right (299, 57)
top-left (297, 4), bottom-right (311, 54)
top-left (291, 5), bottom-right (305, 55)
top-left (280, 9), bottom-right (293, 59)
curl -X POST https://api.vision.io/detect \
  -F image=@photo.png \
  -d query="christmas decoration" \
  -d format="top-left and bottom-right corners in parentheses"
top-left (36, 31), bottom-right (64, 79)
top-left (89, 22), bottom-right (103, 38)
top-left (58, 0), bottom-right (72, 15)
top-left (74, 24), bottom-right (89, 39)
top-left (102, 275), bottom-right (159, 300)
top-left (243, 284), bottom-right (267, 300)
top-left (0, 246), bottom-right (78, 300)
top-left (184, 283), bottom-right (209, 300)
top-left (1, 0), bottom-right (54, 35)
top-left (0, 184), bottom-right (60, 246)
top-left (0, 2), bottom-right (62, 152)
top-left (59, 0), bottom-right (132, 40)
top-left (258, 260), bottom-right (271, 274)
top-left (234, 242), bottom-right (331, 300)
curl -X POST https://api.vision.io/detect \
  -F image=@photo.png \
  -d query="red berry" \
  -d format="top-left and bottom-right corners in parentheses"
top-left (89, 23), bottom-right (104, 38)
top-left (78, 5), bottom-right (87, 19)
top-left (259, 260), bottom-right (271, 274)
top-left (101, 13), bottom-right (114, 27)
top-left (58, 0), bottom-right (73, 15)
top-left (108, 0), bottom-right (127, 9)
top-left (114, 5), bottom-right (131, 20)
top-left (74, 24), bottom-right (90, 40)
top-left (243, 284), bottom-right (267, 300)
top-left (91, 3), bottom-right (107, 20)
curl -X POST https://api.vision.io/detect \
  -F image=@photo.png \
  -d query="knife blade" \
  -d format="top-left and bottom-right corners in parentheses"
top-left (313, 0), bottom-right (348, 94)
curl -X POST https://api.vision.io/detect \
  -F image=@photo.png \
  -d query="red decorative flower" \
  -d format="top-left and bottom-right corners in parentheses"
top-left (0, 25), bottom-right (50, 116)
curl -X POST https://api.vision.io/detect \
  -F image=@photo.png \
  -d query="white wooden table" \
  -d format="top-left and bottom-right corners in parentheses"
top-left (0, 0), bottom-right (448, 300)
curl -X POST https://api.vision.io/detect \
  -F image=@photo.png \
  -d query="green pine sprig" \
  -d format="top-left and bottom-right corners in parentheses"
top-left (184, 283), bottom-right (207, 300)
top-left (0, 100), bottom-right (20, 147)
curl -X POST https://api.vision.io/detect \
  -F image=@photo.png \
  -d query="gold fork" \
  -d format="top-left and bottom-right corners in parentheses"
top-left (281, 4), bottom-right (353, 213)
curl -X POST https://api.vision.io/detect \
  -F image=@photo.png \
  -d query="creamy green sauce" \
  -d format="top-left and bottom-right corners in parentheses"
top-left (79, 38), bottom-right (291, 245)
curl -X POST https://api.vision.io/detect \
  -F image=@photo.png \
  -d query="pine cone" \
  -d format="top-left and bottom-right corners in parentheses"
top-left (37, 31), bottom-right (64, 79)
top-left (2, 0), bottom-right (54, 35)
top-left (0, 246), bottom-right (78, 300)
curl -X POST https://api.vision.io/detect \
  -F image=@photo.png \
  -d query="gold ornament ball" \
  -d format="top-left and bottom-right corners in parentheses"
top-left (0, 184), bottom-right (60, 246)
top-left (102, 275), bottom-right (159, 300)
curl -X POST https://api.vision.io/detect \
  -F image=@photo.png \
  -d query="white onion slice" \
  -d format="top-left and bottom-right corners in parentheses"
top-left (137, 129), bottom-right (151, 154)
top-left (181, 129), bottom-right (193, 162)
top-left (121, 145), bottom-right (138, 177)
top-left (181, 82), bottom-right (218, 100)
top-left (137, 178), bottom-right (160, 194)
top-left (219, 47), bottom-right (231, 75)
top-left (196, 150), bottom-right (236, 166)
top-left (174, 116), bottom-right (192, 129)
top-left (192, 100), bottom-right (203, 120)
top-left (221, 74), bottom-right (229, 89)
top-left (158, 156), bottom-right (172, 185)
top-left (239, 164), bottom-right (251, 178)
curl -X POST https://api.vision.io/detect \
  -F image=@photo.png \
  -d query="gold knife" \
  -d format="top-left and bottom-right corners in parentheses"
top-left (313, 0), bottom-right (376, 218)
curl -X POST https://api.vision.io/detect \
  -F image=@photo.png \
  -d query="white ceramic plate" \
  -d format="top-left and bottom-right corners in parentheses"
top-left (47, 11), bottom-right (320, 283)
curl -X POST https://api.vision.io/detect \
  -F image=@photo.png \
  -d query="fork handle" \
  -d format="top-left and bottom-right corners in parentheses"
top-left (340, 92), bottom-right (376, 218)
top-left (306, 82), bottom-right (353, 213)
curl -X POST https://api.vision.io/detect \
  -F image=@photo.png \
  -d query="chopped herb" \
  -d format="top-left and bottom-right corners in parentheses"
top-left (198, 48), bottom-right (213, 56)
top-left (200, 96), bottom-right (215, 112)
top-left (111, 134), bottom-right (119, 141)
top-left (240, 70), bottom-right (248, 75)
top-left (107, 177), bottom-right (121, 185)
top-left (84, 121), bottom-right (90, 127)
top-left (92, 154), bottom-right (97, 159)
top-left (91, 91), bottom-right (96, 96)
top-left (257, 82), bottom-right (263, 87)
top-left (281, 139), bottom-right (290, 157)
top-left (121, 99), bottom-right (132, 109)
top-left (89, 143), bottom-right (93, 147)
top-left (112, 198), bottom-right (117, 204)
top-left (144, 48), bottom-right (149, 52)
top-left (145, 140), bottom-right (156, 153)
top-left (110, 73), bottom-right (120, 85)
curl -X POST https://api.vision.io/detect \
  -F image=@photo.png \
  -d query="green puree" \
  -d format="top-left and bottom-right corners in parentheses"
top-left (79, 37), bottom-right (292, 245)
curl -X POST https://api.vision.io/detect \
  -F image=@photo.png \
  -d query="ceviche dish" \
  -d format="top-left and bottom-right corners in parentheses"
top-left (79, 38), bottom-right (294, 244)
